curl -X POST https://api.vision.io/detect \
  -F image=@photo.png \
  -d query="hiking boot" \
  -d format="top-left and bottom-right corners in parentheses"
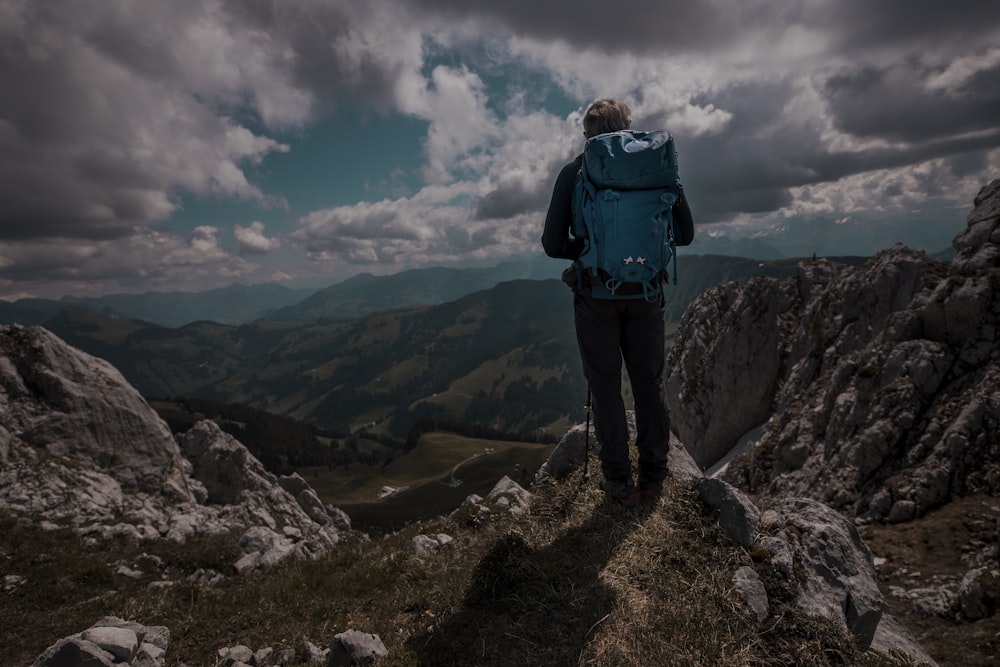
top-left (600, 478), bottom-right (640, 508)
top-left (640, 487), bottom-right (662, 503)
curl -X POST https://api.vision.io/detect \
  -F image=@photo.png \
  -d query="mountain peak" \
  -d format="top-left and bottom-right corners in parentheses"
top-left (952, 178), bottom-right (1000, 274)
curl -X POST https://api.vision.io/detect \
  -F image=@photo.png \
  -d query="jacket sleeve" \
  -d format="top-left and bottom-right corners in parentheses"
top-left (541, 158), bottom-right (584, 260)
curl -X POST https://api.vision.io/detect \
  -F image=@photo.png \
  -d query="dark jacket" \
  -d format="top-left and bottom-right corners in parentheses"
top-left (541, 156), bottom-right (584, 260)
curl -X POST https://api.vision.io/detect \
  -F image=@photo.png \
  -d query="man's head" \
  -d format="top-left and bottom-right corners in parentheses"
top-left (582, 98), bottom-right (632, 138)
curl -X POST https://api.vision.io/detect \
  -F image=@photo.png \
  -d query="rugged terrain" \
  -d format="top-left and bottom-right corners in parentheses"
top-left (1, 179), bottom-right (996, 664)
top-left (0, 322), bottom-right (932, 665)
top-left (667, 178), bottom-right (1000, 665)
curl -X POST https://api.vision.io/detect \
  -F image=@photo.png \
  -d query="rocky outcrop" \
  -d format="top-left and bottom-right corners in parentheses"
top-left (0, 323), bottom-right (195, 500)
top-left (37, 619), bottom-right (391, 667)
top-left (328, 629), bottom-right (389, 666)
top-left (953, 179), bottom-right (1000, 274)
top-left (667, 179), bottom-right (1000, 524)
top-left (0, 324), bottom-right (345, 568)
top-left (34, 617), bottom-right (169, 667)
top-left (697, 476), bottom-right (893, 654)
top-left (536, 426), bottom-right (934, 663)
top-left (666, 273), bottom-right (799, 470)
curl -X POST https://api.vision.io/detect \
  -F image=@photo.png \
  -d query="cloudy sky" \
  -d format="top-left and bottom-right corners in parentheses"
top-left (2, 0), bottom-right (999, 300)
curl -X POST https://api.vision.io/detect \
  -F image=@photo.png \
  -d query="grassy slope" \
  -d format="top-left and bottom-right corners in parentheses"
top-left (1, 470), bottom-right (917, 667)
top-left (302, 432), bottom-right (555, 532)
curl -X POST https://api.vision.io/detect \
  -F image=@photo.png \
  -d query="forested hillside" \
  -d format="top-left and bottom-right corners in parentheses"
top-left (46, 280), bottom-right (584, 441)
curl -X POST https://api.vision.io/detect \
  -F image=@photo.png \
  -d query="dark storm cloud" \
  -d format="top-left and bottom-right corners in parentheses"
top-left (820, 61), bottom-right (1000, 143)
top-left (220, 0), bottom-right (422, 114)
top-left (0, 2), bottom-right (291, 243)
top-left (651, 80), bottom-right (822, 222)
top-left (411, 0), bottom-right (1000, 224)
top-left (407, 0), bottom-right (756, 54)
top-left (411, 0), bottom-right (1000, 57)
top-left (474, 181), bottom-right (551, 220)
top-left (821, 0), bottom-right (1000, 50)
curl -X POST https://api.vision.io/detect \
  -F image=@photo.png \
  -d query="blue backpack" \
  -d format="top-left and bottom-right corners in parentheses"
top-left (572, 130), bottom-right (686, 299)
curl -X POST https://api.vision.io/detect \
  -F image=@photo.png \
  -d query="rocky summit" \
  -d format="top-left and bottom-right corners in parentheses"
top-left (668, 178), bottom-right (1000, 525)
top-left (661, 180), bottom-right (1000, 665)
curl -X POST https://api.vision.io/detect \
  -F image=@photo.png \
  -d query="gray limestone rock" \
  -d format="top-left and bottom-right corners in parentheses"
top-left (700, 478), bottom-right (760, 548)
top-left (328, 629), bottom-right (388, 666)
top-left (486, 475), bottom-right (532, 514)
top-left (757, 533), bottom-right (795, 577)
top-left (412, 533), bottom-right (454, 557)
top-left (0, 324), bottom-right (194, 501)
top-left (734, 566), bottom-right (769, 623)
top-left (666, 274), bottom-right (798, 469)
top-left (953, 179), bottom-right (1000, 274)
top-left (253, 647), bottom-right (274, 666)
top-left (663, 180), bottom-right (1000, 523)
top-left (868, 614), bottom-right (939, 666)
top-left (776, 497), bottom-right (883, 650)
top-left (218, 644), bottom-right (254, 667)
top-left (301, 640), bottom-right (327, 663)
top-left (459, 476), bottom-right (534, 520)
top-left (534, 421), bottom-right (596, 480)
top-left (80, 626), bottom-right (138, 663)
top-left (959, 567), bottom-right (999, 620)
top-left (0, 325), bottom-right (346, 575)
top-left (35, 618), bottom-right (168, 667)
top-left (33, 638), bottom-right (116, 667)
top-left (891, 585), bottom-right (958, 619)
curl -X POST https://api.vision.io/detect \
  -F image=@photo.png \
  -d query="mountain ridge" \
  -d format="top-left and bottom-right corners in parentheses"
top-left (27, 254), bottom-right (866, 441)
top-left (0, 253), bottom-right (863, 329)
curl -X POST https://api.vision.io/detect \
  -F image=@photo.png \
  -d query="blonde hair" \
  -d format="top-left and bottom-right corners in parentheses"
top-left (583, 98), bottom-right (632, 137)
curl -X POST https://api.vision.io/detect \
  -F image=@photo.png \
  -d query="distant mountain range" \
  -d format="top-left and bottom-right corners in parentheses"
top-left (270, 254), bottom-right (830, 325)
top-left (270, 255), bottom-right (559, 322)
top-left (0, 256), bottom-right (561, 328)
top-left (0, 252), bottom-right (825, 327)
top-left (28, 253), bottom-right (869, 442)
top-left (694, 215), bottom-right (959, 261)
top-left (43, 279), bottom-right (585, 440)
top-left (0, 283), bottom-right (318, 328)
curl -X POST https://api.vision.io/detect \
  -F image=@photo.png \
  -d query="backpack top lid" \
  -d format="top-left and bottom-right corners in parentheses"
top-left (582, 130), bottom-right (678, 191)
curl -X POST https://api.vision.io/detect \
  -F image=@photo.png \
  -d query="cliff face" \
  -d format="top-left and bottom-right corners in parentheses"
top-left (667, 179), bottom-right (1000, 522)
top-left (0, 323), bottom-right (191, 498)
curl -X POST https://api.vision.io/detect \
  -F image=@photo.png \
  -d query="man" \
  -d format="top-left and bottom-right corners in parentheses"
top-left (541, 98), bottom-right (672, 507)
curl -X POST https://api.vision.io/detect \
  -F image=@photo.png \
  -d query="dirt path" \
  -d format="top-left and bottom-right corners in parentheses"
top-left (861, 494), bottom-right (999, 666)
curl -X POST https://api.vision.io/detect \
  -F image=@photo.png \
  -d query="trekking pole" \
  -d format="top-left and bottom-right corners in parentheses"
top-left (581, 388), bottom-right (593, 481)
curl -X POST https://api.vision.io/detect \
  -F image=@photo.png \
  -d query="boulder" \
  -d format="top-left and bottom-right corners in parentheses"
top-left (772, 497), bottom-right (883, 650)
top-left (35, 618), bottom-right (168, 667)
top-left (412, 533), bottom-right (455, 557)
top-left (700, 478), bottom-right (760, 548)
top-left (328, 629), bottom-right (387, 666)
top-left (959, 567), bottom-right (1000, 620)
top-left (0, 324), bottom-right (194, 499)
top-left (666, 274), bottom-right (798, 469)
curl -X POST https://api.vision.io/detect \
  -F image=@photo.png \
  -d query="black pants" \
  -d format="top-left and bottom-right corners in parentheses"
top-left (574, 291), bottom-right (671, 489)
